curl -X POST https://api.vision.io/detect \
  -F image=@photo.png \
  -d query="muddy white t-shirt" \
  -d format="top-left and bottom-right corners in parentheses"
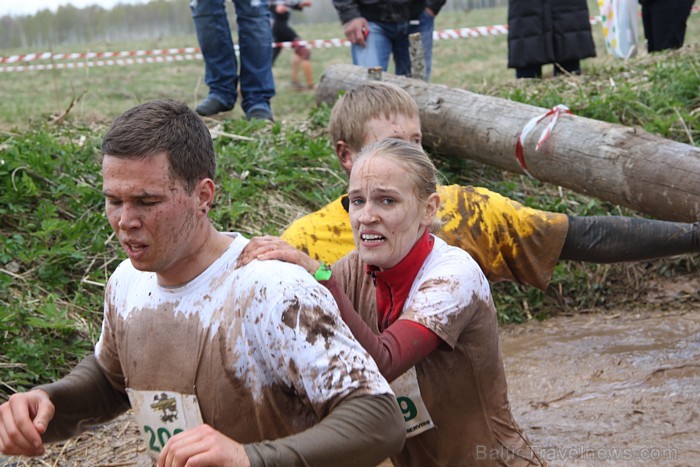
top-left (95, 232), bottom-right (392, 447)
top-left (334, 237), bottom-right (544, 466)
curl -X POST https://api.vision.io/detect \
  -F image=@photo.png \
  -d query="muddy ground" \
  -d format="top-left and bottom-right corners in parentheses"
top-left (2, 275), bottom-right (699, 466)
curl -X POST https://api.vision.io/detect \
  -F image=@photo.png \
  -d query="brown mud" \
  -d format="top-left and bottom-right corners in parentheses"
top-left (3, 278), bottom-right (699, 467)
top-left (504, 305), bottom-right (700, 466)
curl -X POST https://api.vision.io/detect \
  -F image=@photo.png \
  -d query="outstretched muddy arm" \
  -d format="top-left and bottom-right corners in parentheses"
top-left (561, 216), bottom-right (699, 262)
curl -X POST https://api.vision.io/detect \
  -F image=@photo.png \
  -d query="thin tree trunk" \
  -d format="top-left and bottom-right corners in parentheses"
top-left (316, 64), bottom-right (700, 222)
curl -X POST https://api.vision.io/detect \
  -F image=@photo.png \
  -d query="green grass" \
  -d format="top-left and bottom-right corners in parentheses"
top-left (1, 4), bottom-right (699, 395)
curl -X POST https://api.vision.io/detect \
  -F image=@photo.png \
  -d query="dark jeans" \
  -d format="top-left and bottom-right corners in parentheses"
top-left (190, 0), bottom-right (275, 114)
top-left (351, 10), bottom-right (435, 80)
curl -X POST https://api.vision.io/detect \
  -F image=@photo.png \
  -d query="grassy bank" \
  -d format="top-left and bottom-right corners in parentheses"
top-left (1, 5), bottom-right (699, 396)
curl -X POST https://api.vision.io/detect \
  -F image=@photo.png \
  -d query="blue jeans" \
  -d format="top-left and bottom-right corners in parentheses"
top-left (190, 0), bottom-right (275, 114)
top-left (351, 10), bottom-right (434, 80)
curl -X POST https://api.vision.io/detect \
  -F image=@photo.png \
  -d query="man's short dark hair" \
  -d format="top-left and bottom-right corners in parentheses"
top-left (102, 99), bottom-right (216, 193)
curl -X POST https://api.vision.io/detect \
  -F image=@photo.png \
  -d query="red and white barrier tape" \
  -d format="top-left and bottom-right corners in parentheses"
top-left (2, 6), bottom-right (698, 72)
top-left (515, 104), bottom-right (572, 177)
top-left (0, 18), bottom-right (577, 66)
top-left (433, 24), bottom-right (508, 40)
top-left (0, 40), bottom-right (350, 65)
top-left (0, 54), bottom-right (203, 72)
top-left (0, 47), bottom-right (200, 64)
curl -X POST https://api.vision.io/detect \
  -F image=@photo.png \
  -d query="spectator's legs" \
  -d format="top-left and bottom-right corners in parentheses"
top-left (298, 48), bottom-right (314, 88)
top-left (291, 53), bottom-right (301, 85)
top-left (554, 59), bottom-right (580, 76)
top-left (272, 43), bottom-right (283, 64)
top-left (642, 0), bottom-right (694, 52)
top-left (233, 0), bottom-right (275, 117)
top-left (301, 59), bottom-right (314, 88)
top-left (352, 21), bottom-right (394, 72)
top-left (393, 21), bottom-right (413, 76)
top-left (290, 42), bottom-right (313, 89)
top-left (641, 3), bottom-right (655, 52)
top-left (190, 0), bottom-right (238, 109)
top-left (516, 65), bottom-right (542, 78)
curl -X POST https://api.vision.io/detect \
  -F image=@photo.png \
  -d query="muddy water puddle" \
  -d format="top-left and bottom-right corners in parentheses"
top-left (502, 308), bottom-right (700, 466)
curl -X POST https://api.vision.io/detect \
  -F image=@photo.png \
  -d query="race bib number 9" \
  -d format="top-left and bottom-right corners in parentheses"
top-left (126, 389), bottom-right (204, 459)
top-left (390, 366), bottom-right (435, 437)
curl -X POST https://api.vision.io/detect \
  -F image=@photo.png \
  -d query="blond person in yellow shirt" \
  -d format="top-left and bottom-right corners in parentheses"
top-left (281, 81), bottom-right (699, 290)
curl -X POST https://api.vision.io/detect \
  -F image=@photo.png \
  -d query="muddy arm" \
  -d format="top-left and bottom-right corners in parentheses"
top-left (38, 354), bottom-right (129, 443)
top-left (561, 216), bottom-right (699, 262)
top-left (244, 393), bottom-right (404, 467)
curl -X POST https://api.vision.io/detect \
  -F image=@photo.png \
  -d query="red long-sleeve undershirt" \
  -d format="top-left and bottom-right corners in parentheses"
top-left (319, 230), bottom-right (442, 383)
top-left (322, 277), bottom-right (441, 383)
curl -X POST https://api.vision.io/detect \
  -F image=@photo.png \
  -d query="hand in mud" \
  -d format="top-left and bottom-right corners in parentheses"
top-left (158, 424), bottom-right (250, 467)
top-left (0, 389), bottom-right (54, 456)
top-left (237, 235), bottom-right (320, 275)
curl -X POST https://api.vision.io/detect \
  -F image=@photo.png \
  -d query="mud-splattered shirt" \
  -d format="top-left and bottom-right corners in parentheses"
top-left (333, 237), bottom-right (544, 466)
top-left (281, 184), bottom-right (568, 290)
top-left (95, 232), bottom-right (392, 444)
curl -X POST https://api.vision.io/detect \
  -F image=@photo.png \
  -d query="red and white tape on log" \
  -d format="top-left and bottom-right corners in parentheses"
top-left (2, 6), bottom-right (698, 72)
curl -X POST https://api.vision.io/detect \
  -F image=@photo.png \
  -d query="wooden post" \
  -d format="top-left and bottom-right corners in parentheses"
top-left (409, 32), bottom-right (426, 81)
top-left (316, 64), bottom-right (700, 222)
top-left (367, 66), bottom-right (383, 81)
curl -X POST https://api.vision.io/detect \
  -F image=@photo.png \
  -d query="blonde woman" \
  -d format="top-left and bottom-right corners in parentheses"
top-left (240, 139), bottom-right (544, 466)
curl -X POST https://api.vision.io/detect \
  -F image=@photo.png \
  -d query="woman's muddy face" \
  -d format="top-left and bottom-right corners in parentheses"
top-left (348, 154), bottom-right (429, 270)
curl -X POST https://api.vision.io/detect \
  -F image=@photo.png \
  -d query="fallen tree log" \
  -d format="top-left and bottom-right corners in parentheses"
top-left (316, 64), bottom-right (700, 223)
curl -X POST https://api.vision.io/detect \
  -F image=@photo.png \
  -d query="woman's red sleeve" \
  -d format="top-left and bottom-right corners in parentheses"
top-left (321, 277), bottom-right (442, 382)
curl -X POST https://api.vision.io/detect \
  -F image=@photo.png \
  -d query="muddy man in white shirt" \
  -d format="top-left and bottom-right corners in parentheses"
top-left (0, 99), bottom-right (404, 467)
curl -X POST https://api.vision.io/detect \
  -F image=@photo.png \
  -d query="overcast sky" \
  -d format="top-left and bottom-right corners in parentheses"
top-left (1, 0), bottom-right (150, 17)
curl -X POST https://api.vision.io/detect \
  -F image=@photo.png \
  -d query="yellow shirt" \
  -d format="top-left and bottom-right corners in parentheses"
top-left (281, 185), bottom-right (568, 290)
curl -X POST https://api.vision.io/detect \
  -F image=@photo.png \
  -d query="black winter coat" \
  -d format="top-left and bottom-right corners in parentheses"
top-left (333, 0), bottom-right (446, 24)
top-left (507, 0), bottom-right (596, 69)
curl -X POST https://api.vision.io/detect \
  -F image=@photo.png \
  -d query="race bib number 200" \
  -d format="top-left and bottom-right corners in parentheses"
top-left (126, 389), bottom-right (204, 459)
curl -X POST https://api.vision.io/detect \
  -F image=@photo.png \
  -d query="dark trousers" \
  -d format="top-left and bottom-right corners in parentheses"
top-left (516, 60), bottom-right (581, 79)
top-left (641, 0), bottom-right (695, 52)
